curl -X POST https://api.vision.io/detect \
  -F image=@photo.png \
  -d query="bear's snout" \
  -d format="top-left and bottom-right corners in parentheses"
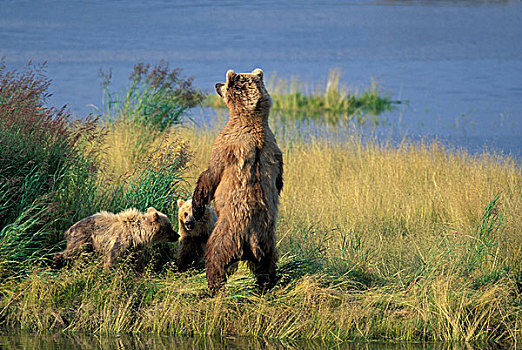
top-left (185, 217), bottom-right (195, 230)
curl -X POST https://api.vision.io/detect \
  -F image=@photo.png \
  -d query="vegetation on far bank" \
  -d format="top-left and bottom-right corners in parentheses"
top-left (0, 61), bottom-right (521, 345)
top-left (205, 69), bottom-right (401, 125)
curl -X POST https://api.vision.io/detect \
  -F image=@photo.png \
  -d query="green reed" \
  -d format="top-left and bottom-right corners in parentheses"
top-left (205, 69), bottom-right (401, 125)
top-left (96, 61), bottom-right (204, 131)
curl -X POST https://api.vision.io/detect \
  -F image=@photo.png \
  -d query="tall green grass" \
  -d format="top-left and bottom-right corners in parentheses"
top-left (0, 194), bottom-right (57, 277)
top-left (0, 60), bottom-right (98, 275)
top-left (0, 61), bottom-right (191, 276)
top-left (95, 61), bottom-right (204, 130)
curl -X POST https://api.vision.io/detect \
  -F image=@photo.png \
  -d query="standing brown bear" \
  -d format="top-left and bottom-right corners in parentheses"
top-left (192, 68), bottom-right (283, 293)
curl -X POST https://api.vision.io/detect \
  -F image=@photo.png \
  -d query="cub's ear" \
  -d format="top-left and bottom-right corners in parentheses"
top-left (147, 207), bottom-right (159, 221)
top-left (252, 68), bottom-right (263, 79)
top-left (226, 69), bottom-right (236, 82)
top-left (177, 199), bottom-right (185, 208)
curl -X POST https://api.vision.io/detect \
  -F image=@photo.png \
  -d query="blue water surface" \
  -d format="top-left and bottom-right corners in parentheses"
top-left (1, 0), bottom-right (521, 157)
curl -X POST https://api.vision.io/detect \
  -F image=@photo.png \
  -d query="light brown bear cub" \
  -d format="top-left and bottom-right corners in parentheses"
top-left (176, 198), bottom-right (217, 271)
top-left (54, 207), bottom-right (178, 271)
top-left (192, 68), bottom-right (283, 293)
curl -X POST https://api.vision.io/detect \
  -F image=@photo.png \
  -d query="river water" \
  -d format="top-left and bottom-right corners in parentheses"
top-left (1, 0), bottom-right (521, 157)
top-left (0, 333), bottom-right (499, 350)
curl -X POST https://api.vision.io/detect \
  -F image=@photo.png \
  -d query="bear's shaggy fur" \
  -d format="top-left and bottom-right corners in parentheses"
top-left (192, 68), bottom-right (283, 293)
top-left (176, 198), bottom-right (217, 271)
top-left (54, 207), bottom-right (178, 271)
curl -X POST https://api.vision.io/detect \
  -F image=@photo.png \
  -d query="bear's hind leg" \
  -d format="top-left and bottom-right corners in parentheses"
top-left (248, 255), bottom-right (277, 293)
top-left (248, 232), bottom-right (278, 293)
top-left (205, 225), bottom-right (241, 294)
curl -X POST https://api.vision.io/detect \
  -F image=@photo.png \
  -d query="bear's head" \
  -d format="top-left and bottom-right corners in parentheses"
top-left (177, 198), bottom-right (216, 238)
top-left (215, 68), bottom-right (272, 118)
top-left (143, 207), bottom-right (179, 243)
top-left (177, 199), bottom-right (196, 232)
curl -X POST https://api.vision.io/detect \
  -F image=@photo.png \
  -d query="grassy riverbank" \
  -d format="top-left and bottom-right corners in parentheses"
top-left (1, 62), bottom-right (521, 345)
top-left (1, 125), bottom-right (521, 344)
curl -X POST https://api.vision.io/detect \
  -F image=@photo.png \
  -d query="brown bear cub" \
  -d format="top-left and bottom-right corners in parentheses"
top-left (53, 207), bottom-right (178, 271)
top-left (176, 198), bottom-right (217, 271)
top-left (192, 68), bottom-right (283, 293)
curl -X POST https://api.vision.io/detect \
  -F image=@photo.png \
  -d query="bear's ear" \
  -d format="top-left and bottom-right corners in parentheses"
top-left (177, 199), bottom-right (185, 208)
top-left (252, 68), bottom-right (263, 79)
top-left (147, 207), bottom-right (159, 221)
top-left (226, 69), bottom-right (236, 83)
top-left (215, 83), bottom-right (224, 98)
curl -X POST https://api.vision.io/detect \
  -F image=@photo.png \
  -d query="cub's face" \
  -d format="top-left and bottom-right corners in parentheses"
top-left (177, 199), bottom-right (196, 231)
top-left (215, 69), bottom-right (272, 116)
top-left (144, 207), bottom-right (179, 243)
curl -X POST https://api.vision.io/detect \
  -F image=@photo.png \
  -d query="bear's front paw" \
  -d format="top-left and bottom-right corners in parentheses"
top-left (192, 205), bottom-right (205, 221)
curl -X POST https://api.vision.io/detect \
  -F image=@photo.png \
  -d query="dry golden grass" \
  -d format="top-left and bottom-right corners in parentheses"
top-left (103, 124), bottom-right (521, 258)
top-left (92, 121), bottom-right (191, 181)
top-left (180, 126), bottom-right (521, 282)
